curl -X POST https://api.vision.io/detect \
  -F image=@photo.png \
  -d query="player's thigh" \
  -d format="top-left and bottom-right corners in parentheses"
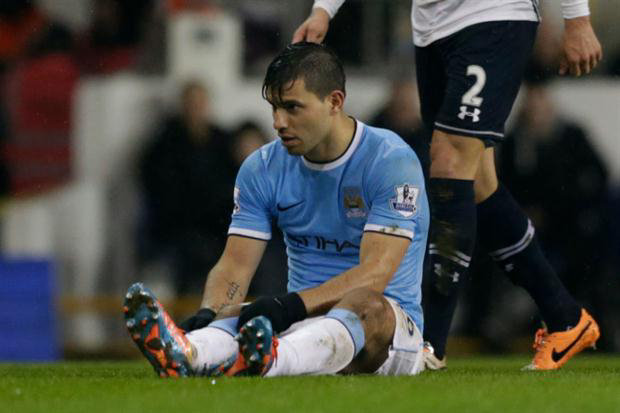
top-left (433, 21), bottom-right (538, 146)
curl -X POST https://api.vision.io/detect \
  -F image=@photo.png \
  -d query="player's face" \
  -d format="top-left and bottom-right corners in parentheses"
top-left (268, 79), bottom-right (334, 157)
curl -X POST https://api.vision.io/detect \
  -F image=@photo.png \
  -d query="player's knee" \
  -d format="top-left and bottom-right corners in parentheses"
top-left (336, 288), bottom-right (390, 323)
top-left (430, 131), bottom-right (484, 179)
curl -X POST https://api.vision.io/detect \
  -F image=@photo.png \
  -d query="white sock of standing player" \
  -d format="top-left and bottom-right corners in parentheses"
top-left (265, 309), bottom-right (365, 377)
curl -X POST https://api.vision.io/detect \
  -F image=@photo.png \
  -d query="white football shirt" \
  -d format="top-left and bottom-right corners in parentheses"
top-left (314, 0), bottom-right (540, 47)
top-left (411, 0), bottom-right (540, 46)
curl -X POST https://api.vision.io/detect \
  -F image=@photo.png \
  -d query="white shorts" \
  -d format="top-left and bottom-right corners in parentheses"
top-left (375, 297), bottom-right (425, 376)
top-left (278, 297), bottom-right (424, 376)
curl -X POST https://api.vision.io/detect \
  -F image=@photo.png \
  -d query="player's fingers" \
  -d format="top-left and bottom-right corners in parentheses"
top-left (581, 57), bottom-right (591, 75)
top-left (558, 57), bottom-right (569, 76)
top-left (589, 53), bottom-right (598, 71)
top-left (595, 47), bottom-right (603, 64)
top-left (570, 59), bottom-right (581, 77)
top-left (292, 26), bottom-right (307, 43)
top-left (307, 30), bottom-right (325, 44)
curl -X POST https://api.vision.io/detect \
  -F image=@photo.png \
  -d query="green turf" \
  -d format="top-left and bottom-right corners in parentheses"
top-left (1, 356), bottom-right (619, 413)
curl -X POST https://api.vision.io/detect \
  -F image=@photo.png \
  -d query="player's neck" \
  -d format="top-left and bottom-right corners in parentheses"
top-left (305, 115), bottom-right (355, 163)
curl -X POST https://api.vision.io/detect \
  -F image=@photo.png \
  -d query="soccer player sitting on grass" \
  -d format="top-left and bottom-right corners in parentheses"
top-left (124, 42), bottom-right (430, 377)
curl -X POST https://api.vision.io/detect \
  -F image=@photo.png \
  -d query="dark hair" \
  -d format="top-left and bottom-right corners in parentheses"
top-left (262, 42), bottom-right (345, 105)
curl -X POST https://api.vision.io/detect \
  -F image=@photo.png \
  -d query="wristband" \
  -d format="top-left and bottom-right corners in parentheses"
top-left (279, 292), bottom-right (308, 324)
top-left (197, 308), bottom-right (216, 319)
top-left (561, 0), bottom-right (590, 19)
top-left (313, 0), bottom-right (345, 19)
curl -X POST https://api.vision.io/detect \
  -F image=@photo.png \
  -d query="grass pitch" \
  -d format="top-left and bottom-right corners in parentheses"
top-left (2, 355), bottom-right (619, 413)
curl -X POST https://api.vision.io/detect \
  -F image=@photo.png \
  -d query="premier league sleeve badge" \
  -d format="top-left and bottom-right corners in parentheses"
top-left (390, 184), bottom-right (419, 217)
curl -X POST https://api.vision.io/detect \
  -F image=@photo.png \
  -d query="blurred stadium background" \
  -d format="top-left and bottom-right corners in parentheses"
top-left (0, 0), bottom-right (618, 362)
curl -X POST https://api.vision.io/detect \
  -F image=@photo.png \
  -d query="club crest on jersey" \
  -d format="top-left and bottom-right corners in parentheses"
top-left (343, 187), bottom-right (367, 218)
top-left (233, 187), bottom-right (240, 215)
top-left (390, 184), bottom-right (418, 217)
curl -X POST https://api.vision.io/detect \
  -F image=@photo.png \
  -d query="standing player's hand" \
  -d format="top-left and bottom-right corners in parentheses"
top-left (237, 293), bottom-right (307, 334)
top-left (559, 16), bottom-right (602, 77)
top-left (178, 308), bottom-right (216, 332)
top-left (292, 7), bottom-right (330, 44)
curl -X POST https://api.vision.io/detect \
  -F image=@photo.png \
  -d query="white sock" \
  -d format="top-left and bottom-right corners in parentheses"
top-left (186, 320), bottom-right (238, 375)
top-left (266, 311), bottom-right (364, 377)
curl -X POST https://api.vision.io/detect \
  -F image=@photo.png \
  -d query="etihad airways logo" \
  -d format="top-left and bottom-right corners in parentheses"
top-left (286, 233), bottom-right (360, 253)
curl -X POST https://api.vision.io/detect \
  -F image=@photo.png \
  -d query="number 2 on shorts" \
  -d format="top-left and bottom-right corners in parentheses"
top-left (461, 65), bottom-right (486, 107)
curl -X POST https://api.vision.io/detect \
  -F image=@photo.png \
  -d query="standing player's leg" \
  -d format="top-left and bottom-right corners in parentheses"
top-left (236, 288), bottom-right (424, 376)
top-left (421, 130), bottom-right (483, 362)
top-left (418, 21), bottom-right (539, 363)
top-left (475, 149), bottom-right (600, 370)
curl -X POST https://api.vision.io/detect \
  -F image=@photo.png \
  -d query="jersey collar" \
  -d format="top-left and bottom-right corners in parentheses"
top-left (302, 119), bottom-right (364, 171)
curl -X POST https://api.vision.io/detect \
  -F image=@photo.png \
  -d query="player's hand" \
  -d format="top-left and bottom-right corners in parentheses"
top-left (237, 293), bottom-right (307, 333)
top-left (178, 308), bottom-right (216, 332)
top-left (292, 7), bottom-right (330, 44)
top-left (559, 16), bottom-right (602, 77)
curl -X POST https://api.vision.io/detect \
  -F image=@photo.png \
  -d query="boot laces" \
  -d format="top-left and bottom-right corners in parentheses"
top-left (533, 328), bottom-right (549, 351)
top-left (271, 337), bottom-right (279, 366)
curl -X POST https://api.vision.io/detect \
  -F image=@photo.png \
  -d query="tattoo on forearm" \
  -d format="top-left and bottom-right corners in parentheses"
top-left (226, 281), bottom-right (240, 300)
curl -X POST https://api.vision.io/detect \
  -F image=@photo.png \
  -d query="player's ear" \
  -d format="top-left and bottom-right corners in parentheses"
top-left (327, 90), bottom-right (345, 113)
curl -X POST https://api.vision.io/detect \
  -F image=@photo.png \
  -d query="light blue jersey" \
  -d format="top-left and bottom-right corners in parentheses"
top-left (228, 120), bottom-right (429, 331)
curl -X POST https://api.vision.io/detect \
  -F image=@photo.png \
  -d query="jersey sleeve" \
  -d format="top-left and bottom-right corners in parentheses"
top-left (313, 0), bottom-right (346, 18)
top-left (228, 150), bottom-right (273, 240)
top-left (364, 145), bottom-right (427, 241)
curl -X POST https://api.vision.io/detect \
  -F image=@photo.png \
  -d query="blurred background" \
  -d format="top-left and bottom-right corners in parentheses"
top-left (0, 0), bottom-right (618, 361)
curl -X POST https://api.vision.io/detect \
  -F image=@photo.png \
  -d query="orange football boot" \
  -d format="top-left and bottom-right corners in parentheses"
top-left (124, 283), bottom-right (194, 377)
top-left (523, 309), bottom-right (600, 371)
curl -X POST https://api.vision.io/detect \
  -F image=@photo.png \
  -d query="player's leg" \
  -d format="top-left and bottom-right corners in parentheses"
top-left (269, 288), bottom-right (394, 376)
top-left (475, 149), bottom-right (600, 370)
top-left (236, 288), bottom-right (423, 376)
top-left (422, 130), bottom-right (484, 362)
top-left (420, 20), bottom-right (539, 363)
top-left (185, 316), bottom-right (240, 376)
top-left (183, 304), bottom-right (256, 376)
top-left (416, 37), bottom-right (481, 364)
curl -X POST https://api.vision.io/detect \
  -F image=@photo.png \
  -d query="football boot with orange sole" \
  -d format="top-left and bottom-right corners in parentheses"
top-left (224, 316), bottom-right (279, 376)
top-left (124, 282), bottom-right (194, 377)
top-left (523, 308), bottom-right (600, 371)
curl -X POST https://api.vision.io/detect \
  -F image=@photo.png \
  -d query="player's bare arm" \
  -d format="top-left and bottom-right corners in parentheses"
top-left (236, 230), bottom-right (411, 333)
top-left (202, 235), bottom-right (266, 312)
top-left (178, 235), bottom-right (266, 331)
top-left (292, 7), bottom-right (330, 44)
top-left (298, 232), bottom-right (410, 315)
top-left (560, 15), bottom-right (603, 76)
